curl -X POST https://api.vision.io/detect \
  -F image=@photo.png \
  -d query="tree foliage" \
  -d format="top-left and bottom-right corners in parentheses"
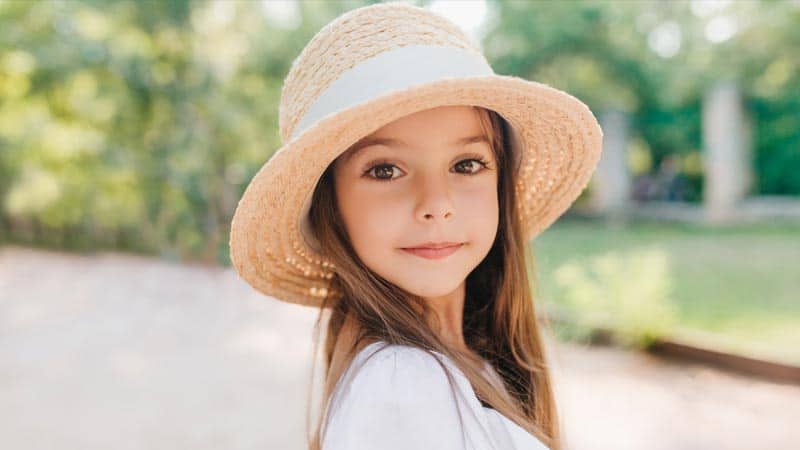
top-left (0, 0), bottom-right (797, 262)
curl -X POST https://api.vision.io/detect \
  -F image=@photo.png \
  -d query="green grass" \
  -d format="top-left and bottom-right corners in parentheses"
top-left (530, 217), bottom-right (800, 365)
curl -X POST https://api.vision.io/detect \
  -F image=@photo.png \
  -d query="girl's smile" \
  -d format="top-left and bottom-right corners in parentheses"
top-left (399, 242), bottom-right (465, 260)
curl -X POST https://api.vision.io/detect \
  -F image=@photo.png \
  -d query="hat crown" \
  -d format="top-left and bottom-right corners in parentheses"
top-left (278, 2), bottom-right (486, 145)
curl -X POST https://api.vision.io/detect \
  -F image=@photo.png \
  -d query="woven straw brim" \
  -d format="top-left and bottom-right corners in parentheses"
top-left (229, 75), bottom-right (603, 307)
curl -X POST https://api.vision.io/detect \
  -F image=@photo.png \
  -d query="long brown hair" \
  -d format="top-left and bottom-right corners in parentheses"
top-left (304, 106), bottom-right (561, 450)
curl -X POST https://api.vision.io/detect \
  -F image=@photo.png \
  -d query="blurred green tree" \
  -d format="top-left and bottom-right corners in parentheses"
top-left (0, 0), bottom-right (797, 262)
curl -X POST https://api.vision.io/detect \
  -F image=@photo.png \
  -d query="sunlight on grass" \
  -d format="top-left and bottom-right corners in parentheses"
top-left (533, 219), bottom-right (800, 363)
top-left (550, 247), bottom-right (679, 349)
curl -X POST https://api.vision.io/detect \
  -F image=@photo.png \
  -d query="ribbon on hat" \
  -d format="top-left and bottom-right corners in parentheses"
top-left (291, 44), bottom-right (495, 141)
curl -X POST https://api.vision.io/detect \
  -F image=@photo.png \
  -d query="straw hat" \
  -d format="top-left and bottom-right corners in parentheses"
top-left (229, 1), bottom-right (603, 307)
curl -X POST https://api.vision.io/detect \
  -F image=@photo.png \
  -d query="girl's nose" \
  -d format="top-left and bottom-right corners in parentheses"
top-left (414, 175), bottom-right (455, 223)
top-left (422, 210), bottom-right (453, 222)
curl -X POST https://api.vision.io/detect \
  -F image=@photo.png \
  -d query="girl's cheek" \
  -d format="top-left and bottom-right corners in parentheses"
top-left (354, 183), bottom-right (411, 209)
top-left (454, 177), bottom-right (497, 202)
top-left (343, 185), bottom-right (403, 229)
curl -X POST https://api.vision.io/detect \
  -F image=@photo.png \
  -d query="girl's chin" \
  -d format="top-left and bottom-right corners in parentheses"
top-left (394, 279), bottom-right (466, 298)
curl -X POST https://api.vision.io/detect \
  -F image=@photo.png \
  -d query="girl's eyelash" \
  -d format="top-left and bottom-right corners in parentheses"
top-left (361, 156), bottom-right (493, 182)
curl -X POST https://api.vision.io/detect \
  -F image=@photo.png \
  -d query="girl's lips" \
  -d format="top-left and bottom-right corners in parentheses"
top-left (400, 243), bottom-right (463, 260)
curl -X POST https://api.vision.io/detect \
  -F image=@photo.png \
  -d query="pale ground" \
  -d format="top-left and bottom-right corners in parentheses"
top-left (1, 245), bottom-right (797, 450)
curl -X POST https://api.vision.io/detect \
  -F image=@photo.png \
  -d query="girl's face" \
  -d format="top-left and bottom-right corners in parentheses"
top-left (332, 105), bottom-right (499, 300)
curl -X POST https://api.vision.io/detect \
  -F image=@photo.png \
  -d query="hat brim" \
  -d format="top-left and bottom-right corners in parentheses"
top-left (229, 75), bottom-right (603, 307)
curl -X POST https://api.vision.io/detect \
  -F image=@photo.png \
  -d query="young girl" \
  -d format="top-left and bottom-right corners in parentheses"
top-left (229, 2), bottom-right (603, 450)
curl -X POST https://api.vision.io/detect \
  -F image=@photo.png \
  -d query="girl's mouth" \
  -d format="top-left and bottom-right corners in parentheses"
top-left (400, 243), bottom-right (464, 260)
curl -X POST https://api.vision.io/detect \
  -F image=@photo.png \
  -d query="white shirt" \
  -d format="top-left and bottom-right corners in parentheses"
top-left (321, 341), bottom-right (550, 450)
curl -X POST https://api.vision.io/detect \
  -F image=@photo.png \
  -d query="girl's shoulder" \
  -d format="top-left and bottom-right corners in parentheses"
top-left (321, 341), bottom-right (476, 449)
top-left (323, 341), bottom-right (552, 450)
top-left (348, 341), bottom-right (499, 390)
top-left (333, 341), bottom-right (468, 402)
top-left (351, 341), bottom-right (460, 377)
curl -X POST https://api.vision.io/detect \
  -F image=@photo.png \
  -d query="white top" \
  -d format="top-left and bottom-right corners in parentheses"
top-left (321, 341), bottom-right (550, 450)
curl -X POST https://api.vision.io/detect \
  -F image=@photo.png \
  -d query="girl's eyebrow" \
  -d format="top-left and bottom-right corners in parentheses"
top-left (341, 134), bottom-right (489, 164)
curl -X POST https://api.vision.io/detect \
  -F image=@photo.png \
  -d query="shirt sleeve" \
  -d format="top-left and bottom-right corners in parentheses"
top-left (321, 346), bottom-right (469, 450)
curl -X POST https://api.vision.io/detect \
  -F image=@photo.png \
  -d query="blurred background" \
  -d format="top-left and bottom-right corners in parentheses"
top-left (0, 0), bottom-right (798, 449)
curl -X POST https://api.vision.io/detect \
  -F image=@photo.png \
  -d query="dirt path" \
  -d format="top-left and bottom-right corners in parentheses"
top-left (1, 245), bottom-right (797, 450)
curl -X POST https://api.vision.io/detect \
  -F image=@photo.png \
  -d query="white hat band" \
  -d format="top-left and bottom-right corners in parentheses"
top-left (291, 44), bottom-right (495, 141)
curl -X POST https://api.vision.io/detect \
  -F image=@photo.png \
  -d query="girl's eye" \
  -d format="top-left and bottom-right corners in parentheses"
top-left (363, 157), bottom-right (491, 182)
top-left (365, 163), bottom-right (403, 181)
top-left (454, 158), bottom-right (490, 174)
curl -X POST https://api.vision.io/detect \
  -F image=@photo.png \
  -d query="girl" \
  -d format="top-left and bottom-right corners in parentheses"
top-left (229, 2), bottom-right (603, 450)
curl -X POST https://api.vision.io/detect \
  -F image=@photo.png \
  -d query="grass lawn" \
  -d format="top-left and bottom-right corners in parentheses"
top-left (530, 217), bottom-right (800, 366)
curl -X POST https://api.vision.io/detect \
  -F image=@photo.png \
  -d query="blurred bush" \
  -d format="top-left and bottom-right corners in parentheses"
top-left (550, 247), bottom-right (679, 348)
